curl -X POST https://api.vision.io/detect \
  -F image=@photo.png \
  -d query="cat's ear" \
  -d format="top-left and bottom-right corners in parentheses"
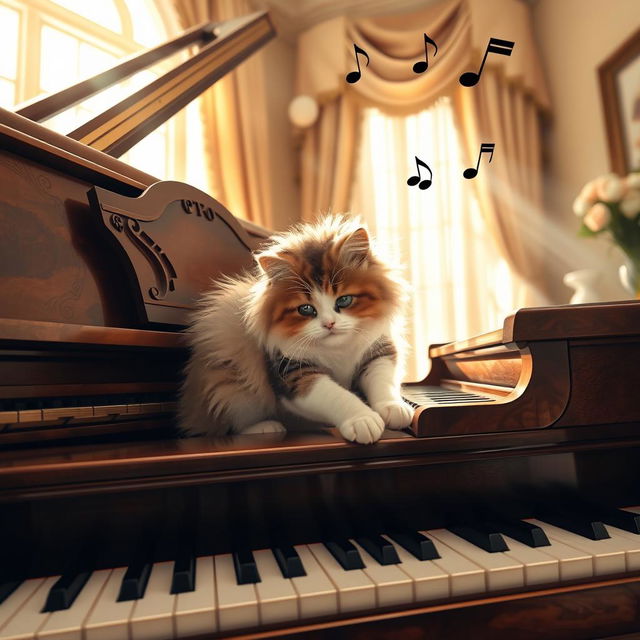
top-left (338, 227), bottom-right (370, 266)
top-left (256, 252), bottom-right (295, 279)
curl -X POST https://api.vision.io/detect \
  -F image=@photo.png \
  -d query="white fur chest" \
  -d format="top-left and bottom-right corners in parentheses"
top-left (316, 343), bottom-right (368, 388)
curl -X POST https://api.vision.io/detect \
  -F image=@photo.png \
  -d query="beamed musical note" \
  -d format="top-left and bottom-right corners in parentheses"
top-left (459, 38), bottom-right (515, 87)
top-left (407, 156), bottom-right (433, 190)
top-left (463, 143), bottom-right (496, 179)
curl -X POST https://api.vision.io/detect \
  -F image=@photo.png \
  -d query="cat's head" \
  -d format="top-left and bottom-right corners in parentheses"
top-left (247, 215), bottom-right (405, 354)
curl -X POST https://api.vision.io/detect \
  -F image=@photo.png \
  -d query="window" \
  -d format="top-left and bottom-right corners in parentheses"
top-left (352, 97), bottom-right (529, 380)
top-left (0, 0), bottom-right (208, 192)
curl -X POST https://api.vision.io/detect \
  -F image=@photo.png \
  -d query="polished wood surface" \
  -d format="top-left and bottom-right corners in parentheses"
top-left (410, 302), bottom-right (640, 437)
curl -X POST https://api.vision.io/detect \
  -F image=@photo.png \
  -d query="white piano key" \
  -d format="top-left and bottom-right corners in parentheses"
top-left (419, 531), bottom-right (485, 597)
top-left (599, 525), bottom-right (640, 570)
top-left (84, 567), bottom-right (135, 640)
top-left (428, 529), bottom-right (524, 592)
top-left (515, 526), bottom-right (592, 581)
top-left (129, 561), bottom-right (175, 640)
top-left (36, 570), bottom-right (111, 640)
top-left (290, 546), bottom-right (338, 620)
top-left (0, 576), bottom-right (57, 640)
top-left (174, 556), bottom-right (217, 638)
top-left (500, 536), bottom-right (559, 586)
top-left (214, 554), bottom-right (258, 632)
top-left (380, 535), bottom-right (449, 602)
top-left (306, 543), bottom-right (375, 614)
top-left (349, 540), bottom-right (412, 608)
top-left (252, 550), bottom-right (298, 625)
top-left (528, 519), bottom-right (626, 576)
top-left (0, 580), bottom-right (45, 631)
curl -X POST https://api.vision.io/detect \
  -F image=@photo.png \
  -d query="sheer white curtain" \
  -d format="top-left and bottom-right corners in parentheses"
top-left (351, 97), bottom-right (531, 381)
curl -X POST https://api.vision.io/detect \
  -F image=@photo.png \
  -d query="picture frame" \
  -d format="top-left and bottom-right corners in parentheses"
top-left (598, 27), bottom-right (640, 174)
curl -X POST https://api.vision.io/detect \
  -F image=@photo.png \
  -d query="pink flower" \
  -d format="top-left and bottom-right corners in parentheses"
top-left (583, 203), bottom-right (611, 232)
top-left (595, 173), bottom-right (625, 201)
top-left (579, 180), bottom-right (599, 203)
top-left (620, 190), bottom-right (640, 219)
top-left (626, 172), bottom-right (640, 190)
top-left (572, 197), bottom-right (591, 217)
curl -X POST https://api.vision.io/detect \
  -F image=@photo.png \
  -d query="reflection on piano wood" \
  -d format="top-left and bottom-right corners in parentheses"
top-left (404, 300), bottom-right (640, 436)
top-left (2, 9), bottom-right (640, 640)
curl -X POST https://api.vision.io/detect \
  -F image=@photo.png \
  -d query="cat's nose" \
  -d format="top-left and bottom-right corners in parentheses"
top-left (322, 320), bottom-right (335, 330)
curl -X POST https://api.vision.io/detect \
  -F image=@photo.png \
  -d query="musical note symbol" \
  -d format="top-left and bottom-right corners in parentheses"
top-left (407, 156), bottom-right (433, 190)
top-left (412, 33), bottom-right (438, 74)
top-left (463, 143), bottom-right (495, 179)
top-left (459, 38), bottom-right (515, 87)
top-left (346, 44), bottom-right (370, 84)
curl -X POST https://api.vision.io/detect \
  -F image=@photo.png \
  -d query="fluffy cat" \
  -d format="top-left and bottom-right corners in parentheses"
top-left (178, 214), bottom-right (413, 444)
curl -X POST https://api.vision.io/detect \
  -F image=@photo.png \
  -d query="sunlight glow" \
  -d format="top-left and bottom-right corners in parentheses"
top-left (352, 97), bottom-right (526, 380)
top-left (49, 0), bottom-right (121, 32)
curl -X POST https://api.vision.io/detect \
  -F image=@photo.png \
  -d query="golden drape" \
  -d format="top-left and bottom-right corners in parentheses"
top-left (295, 0), bottom-right (550, 290)
top-left (172, 0), bottom-right (274, 227)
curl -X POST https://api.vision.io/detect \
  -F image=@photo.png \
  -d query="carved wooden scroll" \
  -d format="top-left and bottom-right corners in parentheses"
top-left (88, 180), bottom-right (256, 327)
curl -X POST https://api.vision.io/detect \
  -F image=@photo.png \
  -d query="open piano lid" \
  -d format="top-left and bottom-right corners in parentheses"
top-left (1, 11), bottom-right (275, 329)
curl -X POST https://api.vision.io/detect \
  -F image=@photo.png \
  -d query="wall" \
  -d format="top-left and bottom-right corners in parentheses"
top-left (532, 0), bottom-right (639, 302)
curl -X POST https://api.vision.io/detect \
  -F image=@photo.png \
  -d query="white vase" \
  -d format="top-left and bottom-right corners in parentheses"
top-left (619, 257), bottom-right (640, 298)
top-left (563, 269), bottom-right (600, 304)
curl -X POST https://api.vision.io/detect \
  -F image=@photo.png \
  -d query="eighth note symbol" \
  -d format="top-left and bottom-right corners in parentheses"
top-left (407, 156), bottom-right (433, 190)
top-left (346, 44), bottom-right (370, 84)
top-left (413, 33), bottom-right (438, 74)
top-left (463, 143), bottom-right (495, 179)
top-left (459, 37), bottom-right (515, 87)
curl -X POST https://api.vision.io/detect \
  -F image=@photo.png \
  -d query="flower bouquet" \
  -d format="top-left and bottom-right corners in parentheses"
top-left (573, 171), bottom-right (640, 298)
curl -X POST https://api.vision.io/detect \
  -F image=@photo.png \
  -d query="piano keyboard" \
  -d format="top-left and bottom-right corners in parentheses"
top-left (0, 395), bottom-right (177, 430)
top-left (2, 508), bottom-right (640, 639)
top-left (401, 385), bottom-right (497, 409)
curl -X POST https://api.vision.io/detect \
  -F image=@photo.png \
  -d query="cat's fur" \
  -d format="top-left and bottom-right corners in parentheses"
top-left (178, 215), bottom-right (413, 444)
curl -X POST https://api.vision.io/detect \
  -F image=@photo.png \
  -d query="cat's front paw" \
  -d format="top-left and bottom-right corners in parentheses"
top-left (372, 400), bottom-right (414, 430)
top-left (338, 412), bottom-right (385, 444)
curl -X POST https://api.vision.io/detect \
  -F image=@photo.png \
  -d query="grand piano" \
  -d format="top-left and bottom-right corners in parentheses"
top-left (2, 11), bottom-right (640, 640)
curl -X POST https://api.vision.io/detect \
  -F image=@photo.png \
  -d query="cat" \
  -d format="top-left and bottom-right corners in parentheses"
top-left (178, 214), bottom-right (413, 444)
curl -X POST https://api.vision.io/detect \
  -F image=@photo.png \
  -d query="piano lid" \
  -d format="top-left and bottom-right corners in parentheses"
top-left (13, 11), bottom-right (276, 158)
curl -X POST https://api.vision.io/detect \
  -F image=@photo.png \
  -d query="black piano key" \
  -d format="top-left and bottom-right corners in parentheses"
top-left (486, 519), bottom-right (550, 548)
top-left (388, 532), bottom-right (440, 561)
top-left (43, 570), bottom-right (92, 611)
top-left (539, 512), bottom-right (609, 540)
top-left (0, 580), bottom-right (21, 605)
top-left (355, 535), bottom-right (400, 565)
top-left (117, 559), bottom-right (153, 601)
top-left (273, 546), bottom-right (306, 578)
top-left (324, 540), bottom-right (365, 571)
top-left (447, 524), bottom-right (508, 553)
top-left (171, 553), bottom-right (196, 594)
top-left (233, 549), bottom-right (261, 584)
top-left (599, 508), bottom-right (640, 534)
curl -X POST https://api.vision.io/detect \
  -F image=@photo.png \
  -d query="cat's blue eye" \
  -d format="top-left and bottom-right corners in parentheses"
top-left (335, 295), bottom-right (354, 310)
top-left (297, 304), bottom-right (317, 317)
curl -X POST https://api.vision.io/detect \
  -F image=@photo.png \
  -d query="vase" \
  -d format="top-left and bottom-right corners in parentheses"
top-left (563, 269), bottom-right (601, 304)
top-left (618, 255), bottom-right (640, 299)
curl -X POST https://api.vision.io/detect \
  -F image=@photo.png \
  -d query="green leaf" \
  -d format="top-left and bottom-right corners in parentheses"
top-left (578, 223), bottom-right (600, 237)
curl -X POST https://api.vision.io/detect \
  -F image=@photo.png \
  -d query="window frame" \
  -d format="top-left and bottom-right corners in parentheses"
top-left (1, 0), bottom-right (189, 183)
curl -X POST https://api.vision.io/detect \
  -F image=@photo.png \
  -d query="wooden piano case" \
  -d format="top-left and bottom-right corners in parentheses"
top-left (2, 11), bottom-right (640, 640)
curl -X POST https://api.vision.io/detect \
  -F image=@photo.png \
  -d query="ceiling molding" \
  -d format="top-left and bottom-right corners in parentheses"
top-left (254, 0), bottom-right (445, 42)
